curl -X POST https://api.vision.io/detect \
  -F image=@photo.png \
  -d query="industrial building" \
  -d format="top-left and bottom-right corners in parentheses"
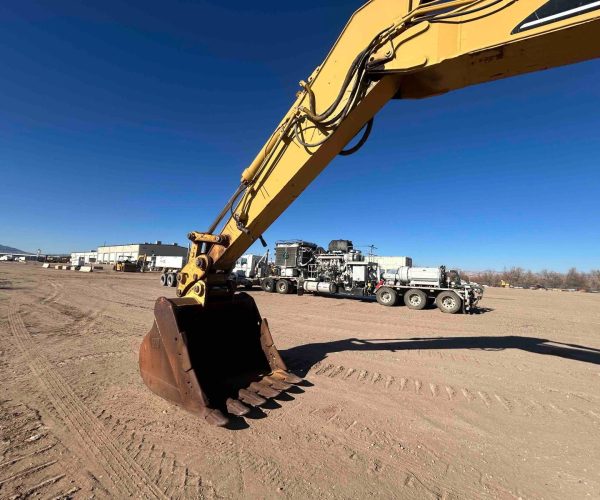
top-left (70, 241), bottom-right (187, 264)
top-left (96, 241), bottom-right (187, 264)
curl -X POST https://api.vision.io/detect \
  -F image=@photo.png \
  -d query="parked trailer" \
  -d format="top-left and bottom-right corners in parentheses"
top-left (375, 266), bottom-right (483, 313)
top-left (260, 240), bottom-right (483, 313)
top-left (157, 255), bottom-right (186, 287)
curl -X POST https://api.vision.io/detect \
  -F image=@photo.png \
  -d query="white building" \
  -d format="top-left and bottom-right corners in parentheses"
top-left (96, 241), bottom-right (187, 264)
top-left (70, 251), bottom-right (98, 264)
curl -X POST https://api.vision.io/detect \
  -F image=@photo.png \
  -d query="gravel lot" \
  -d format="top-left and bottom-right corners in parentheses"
top-left (1, 263), bottom-right (599, 499)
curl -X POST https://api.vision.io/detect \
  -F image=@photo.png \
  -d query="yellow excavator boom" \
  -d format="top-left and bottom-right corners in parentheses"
top-left (139, 0), bottom-right (600, 426)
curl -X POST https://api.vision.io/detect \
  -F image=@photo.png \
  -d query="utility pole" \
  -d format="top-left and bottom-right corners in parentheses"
top-left (367, 244), bottom-right (377, 260)
top-left (357, 244), bottom-right (378, 259)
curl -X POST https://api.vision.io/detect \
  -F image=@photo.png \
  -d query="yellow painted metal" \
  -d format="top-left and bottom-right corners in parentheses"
top-left (177, 0), bottom-right (600, 302)
top-left (187, 232), bottom-right (227, 245)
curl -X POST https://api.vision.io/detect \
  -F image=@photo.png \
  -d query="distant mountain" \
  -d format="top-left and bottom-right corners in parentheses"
top-left (0, 244), bottom-right (30, 254)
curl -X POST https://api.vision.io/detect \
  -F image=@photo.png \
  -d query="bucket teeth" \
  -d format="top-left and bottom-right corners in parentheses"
top-left (226, 398), bottom-right (251, 417)
top-left (271, 369), bottom-right (303, 385)
top-left (264, 375), bottom-right (292, 391)
top-left (238, 389), bottom-right (266, 406)
top-left (205, 409), bottom-right (229, 427)
top-left (249, 381), bottom-right (281, 399)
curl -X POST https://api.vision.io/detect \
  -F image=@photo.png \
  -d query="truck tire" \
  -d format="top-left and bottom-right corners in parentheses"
top-left (404, 289), bottom-right (427, 310)
top-left (262, 278), bottom-right (276, 293)
top-left (167, 273), bottom-right (176, 287)
top-left (376, 287), bottom-right (397, 306)
top-left (160, 273), bottom-right (167, 286)
top-left (436, 291), bottom-right (462, 314)
top-left (276, 279), bottom-right (291, 294)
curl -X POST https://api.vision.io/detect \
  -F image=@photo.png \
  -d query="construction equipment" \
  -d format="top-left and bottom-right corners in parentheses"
top-left (113, 259), bottom-right (138, 272)
top-left (263, 239), bottom-right (378, 296)
top-left (140, 0), bottom-right (600, 426)
top-left (263, 240), bottom-right (482, 313)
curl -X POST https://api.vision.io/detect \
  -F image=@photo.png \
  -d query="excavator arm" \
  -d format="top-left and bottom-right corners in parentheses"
top-left (140, 0), bottom-right (600, 426)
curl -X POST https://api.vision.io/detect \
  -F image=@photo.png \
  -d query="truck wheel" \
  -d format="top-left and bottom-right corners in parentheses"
top-left (404, 289), bottom-right (427, 310)
top-left (262, 278), bottom-right (275, 293)
top-left (436, 291), bottom-right (462, 314)
top-left (376, 287), bottom-right (397, 306)
top-left (167, 273), bottom-right (176, 287)
top-left (276, 279), bottom-right (291, 294)
top-left (160, 273), bottom-right (167, 286)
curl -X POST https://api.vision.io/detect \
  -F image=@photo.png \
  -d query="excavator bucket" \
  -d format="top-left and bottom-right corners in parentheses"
top-left (139, 292), bottom-right (302, 426)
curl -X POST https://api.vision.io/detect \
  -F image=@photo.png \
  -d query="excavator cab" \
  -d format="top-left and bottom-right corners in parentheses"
top-left (139, 292), bottom-right (301, 426)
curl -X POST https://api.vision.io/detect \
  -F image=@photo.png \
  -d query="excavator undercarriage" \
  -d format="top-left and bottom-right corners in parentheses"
top-left (139, 0), bottom-right (600, 425)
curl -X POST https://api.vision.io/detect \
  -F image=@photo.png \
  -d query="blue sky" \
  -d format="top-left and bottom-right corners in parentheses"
top-left (0, 1), bottom-right (599, 271)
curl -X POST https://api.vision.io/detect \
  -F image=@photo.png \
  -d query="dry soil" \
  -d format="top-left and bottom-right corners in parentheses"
top-left (1, 263), bottom-right (599, 499)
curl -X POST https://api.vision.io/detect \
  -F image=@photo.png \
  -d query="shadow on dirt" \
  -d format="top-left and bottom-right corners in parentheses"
top-left (0, 280), bottom-right (13, 290)
top-left (469, 307), bottom-right (494, 314)
top-left (282, 336), bottom-right (600, 376)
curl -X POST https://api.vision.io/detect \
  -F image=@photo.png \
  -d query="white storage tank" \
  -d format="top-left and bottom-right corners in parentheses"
top-left (396, 266), bottom-right (443, 286)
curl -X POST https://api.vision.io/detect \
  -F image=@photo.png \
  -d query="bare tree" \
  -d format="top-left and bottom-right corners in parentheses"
top-left (588, 270), bottom-right (600, 291)
top-left (564, 267), bottom-right (586, 290)
top-left (468, 267), bottom-right (599, 291)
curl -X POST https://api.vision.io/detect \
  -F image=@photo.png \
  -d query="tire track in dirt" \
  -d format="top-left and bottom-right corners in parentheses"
top-left (56, 350), bottom-right (128, 367)
top-left (40, 280), bottom-right (63, 305)
top-left (104, 283), bottom-right (156, 310)
top-left (293, 359), bottom-right (599, 423)
top-left (7, 299), bottom-right (167, 499)
top-left (104, 411), bottom-right (321, 498)
top-left (0, 401), bottom-right (93, 499)
top-left (69, 307), bottom-right (108, 336)
top-left (38, 281), bottom-right (107, 336)
top-left (95, 411), bottom-right (216, 499)
top-left (300, 406), bottom-right (495, 499)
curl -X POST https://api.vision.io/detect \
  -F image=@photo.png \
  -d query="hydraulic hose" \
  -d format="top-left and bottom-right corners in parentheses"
top-left (339, 118), bottom-right (374, 156)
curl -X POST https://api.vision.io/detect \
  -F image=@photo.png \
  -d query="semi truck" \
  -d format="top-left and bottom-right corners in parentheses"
top-left (231, 252), bottom-right (269, 290)
top-left (260, 240), bottom-right (483, 314)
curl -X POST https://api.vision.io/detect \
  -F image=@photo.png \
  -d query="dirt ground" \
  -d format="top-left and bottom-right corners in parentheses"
top-left (1, 263), bottom-right (599, 499)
